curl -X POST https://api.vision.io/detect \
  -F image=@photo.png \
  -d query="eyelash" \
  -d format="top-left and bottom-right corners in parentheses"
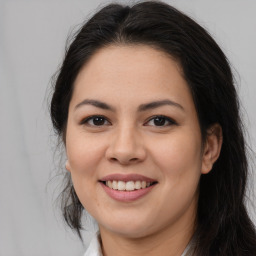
top-left (145, 115), bottom-right (177, 127)
top-left (80, 115), bottom-right (177, 127)
top-left (80, 115), bottom-right (111, 126)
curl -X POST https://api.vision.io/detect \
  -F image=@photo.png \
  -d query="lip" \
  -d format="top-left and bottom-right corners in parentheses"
top-left (99, 173), bottom-right (157, 202)
top-left (100, 173), bottom-right (156, 182)
top-left (100, 182), bottom-right (156, 202)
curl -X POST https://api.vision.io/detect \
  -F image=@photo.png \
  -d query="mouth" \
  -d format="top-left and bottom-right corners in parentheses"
top-left (99, 173), bottom-right (158, 192)
top-left (100, 180), bottom-right (158, 191)
top-left (99, 174), bottom-right (158, 202)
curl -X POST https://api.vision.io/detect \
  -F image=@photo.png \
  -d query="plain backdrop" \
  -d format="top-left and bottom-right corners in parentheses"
top-left (0, 0), bottom-right (255, 255)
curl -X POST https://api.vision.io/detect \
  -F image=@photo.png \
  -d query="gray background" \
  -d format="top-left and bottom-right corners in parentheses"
top-left (0, 0), bottom-right (255, 255)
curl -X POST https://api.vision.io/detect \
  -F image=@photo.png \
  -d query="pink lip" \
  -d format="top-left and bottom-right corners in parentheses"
top-left (100, 182), bottom-right (156, 202)
top-left (100, 173), bottom-right (156, 182)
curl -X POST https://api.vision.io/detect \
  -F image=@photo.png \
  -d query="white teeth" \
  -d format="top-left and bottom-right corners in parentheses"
top-left (106, 181), bottom-right (112, 189)
top-left (112, 180), bottom-right (118, 190)
top-left (117, 181), bottom-right (126, 190)
top-left (105, 180), bottom-right (154, 191)
top-left (135, 181), bottom-right (141, 189)
top-left (125, 181), bottom-right (135, 191)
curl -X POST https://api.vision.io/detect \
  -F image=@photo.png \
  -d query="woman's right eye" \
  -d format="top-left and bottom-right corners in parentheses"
top-left (81, 115), bottom-right (111, 126)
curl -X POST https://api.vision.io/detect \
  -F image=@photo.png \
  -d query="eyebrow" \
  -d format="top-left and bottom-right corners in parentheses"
top-left (75, 99), bottom-right (116, 111)
top-left (74, 99), bottom-right (184, 112)
top-left (138, 99), bottom-right (184, 112)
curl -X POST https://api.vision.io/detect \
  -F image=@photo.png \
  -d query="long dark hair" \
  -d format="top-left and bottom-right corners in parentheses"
top-left (50, 1), bottom-right (256, 255)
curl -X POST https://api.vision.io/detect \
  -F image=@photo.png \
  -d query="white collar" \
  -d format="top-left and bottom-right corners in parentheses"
top-left (83, 232), bottom-right (103, 256)
top-left (83, 232), bottom-right (195, 256)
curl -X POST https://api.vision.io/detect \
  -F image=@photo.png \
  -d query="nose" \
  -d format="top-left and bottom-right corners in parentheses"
top-left (105, 125), bottom-right (146, 165)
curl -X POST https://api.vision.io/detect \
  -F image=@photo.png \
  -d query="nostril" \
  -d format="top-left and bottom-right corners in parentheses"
top-left (109, 157), bottom-right (139, 165)
top-left (110, 157), bottom-right (118, 162)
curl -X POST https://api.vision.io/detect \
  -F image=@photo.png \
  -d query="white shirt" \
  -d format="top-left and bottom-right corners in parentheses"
top-left (83, 233), bottom-right (195, 256)
top-left (83, 233), bottom-right (103, 256)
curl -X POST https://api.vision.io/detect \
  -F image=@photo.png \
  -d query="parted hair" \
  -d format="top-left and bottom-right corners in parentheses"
top-left (50, 1), bottom-right (256, 255)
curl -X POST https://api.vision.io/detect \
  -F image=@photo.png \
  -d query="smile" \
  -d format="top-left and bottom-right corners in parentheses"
top-left (99, 173), bottom-right (158, 202)
top-left (102, 180), bottom-right (156, 191)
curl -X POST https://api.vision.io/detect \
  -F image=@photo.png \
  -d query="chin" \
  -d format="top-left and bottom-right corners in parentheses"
top-left (99, 217), bottom-right (161, 239)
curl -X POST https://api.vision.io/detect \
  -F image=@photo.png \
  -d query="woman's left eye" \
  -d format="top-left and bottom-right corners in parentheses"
top-left (145, 116), bottom-right (176, 127)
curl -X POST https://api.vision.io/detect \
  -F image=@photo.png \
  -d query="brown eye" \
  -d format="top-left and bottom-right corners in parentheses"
top-left (81, 115), bottom-right (110, 126)
top-left (153, 117), bottom-right (166, 126)
top-left (91, 117), bottom-right (105, 126)
top-left (145, 115), bottom-right (176, 127)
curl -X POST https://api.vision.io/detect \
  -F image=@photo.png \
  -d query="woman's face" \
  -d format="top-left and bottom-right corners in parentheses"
top-left (65, 45), bottom-right (214, 239)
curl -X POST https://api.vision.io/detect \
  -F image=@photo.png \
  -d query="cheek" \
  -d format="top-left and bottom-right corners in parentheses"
top-left (65, 131), bottom-right (106, 208)
top-left (149, 131), bottom-right (203, 178)
top-left (148, 133), bottom-right (202, 217)
top-left (66, 130), bottom-right (106, 176)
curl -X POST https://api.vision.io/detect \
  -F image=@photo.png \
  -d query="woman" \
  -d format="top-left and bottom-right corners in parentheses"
top-left (50, 1), bottom-right (256, 255)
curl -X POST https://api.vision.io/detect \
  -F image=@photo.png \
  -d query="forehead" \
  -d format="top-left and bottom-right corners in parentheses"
top-left (71, 44), bottom-right (193, 110)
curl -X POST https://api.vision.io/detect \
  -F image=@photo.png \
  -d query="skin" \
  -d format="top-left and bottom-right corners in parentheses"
top-left (65, 45), bottom-right (222, 256)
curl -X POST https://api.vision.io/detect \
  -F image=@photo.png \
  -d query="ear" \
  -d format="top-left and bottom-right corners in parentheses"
top-left (65, 160), bottom-right (71, 172)
top-left (201, 123), bottom-right (223, 174)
